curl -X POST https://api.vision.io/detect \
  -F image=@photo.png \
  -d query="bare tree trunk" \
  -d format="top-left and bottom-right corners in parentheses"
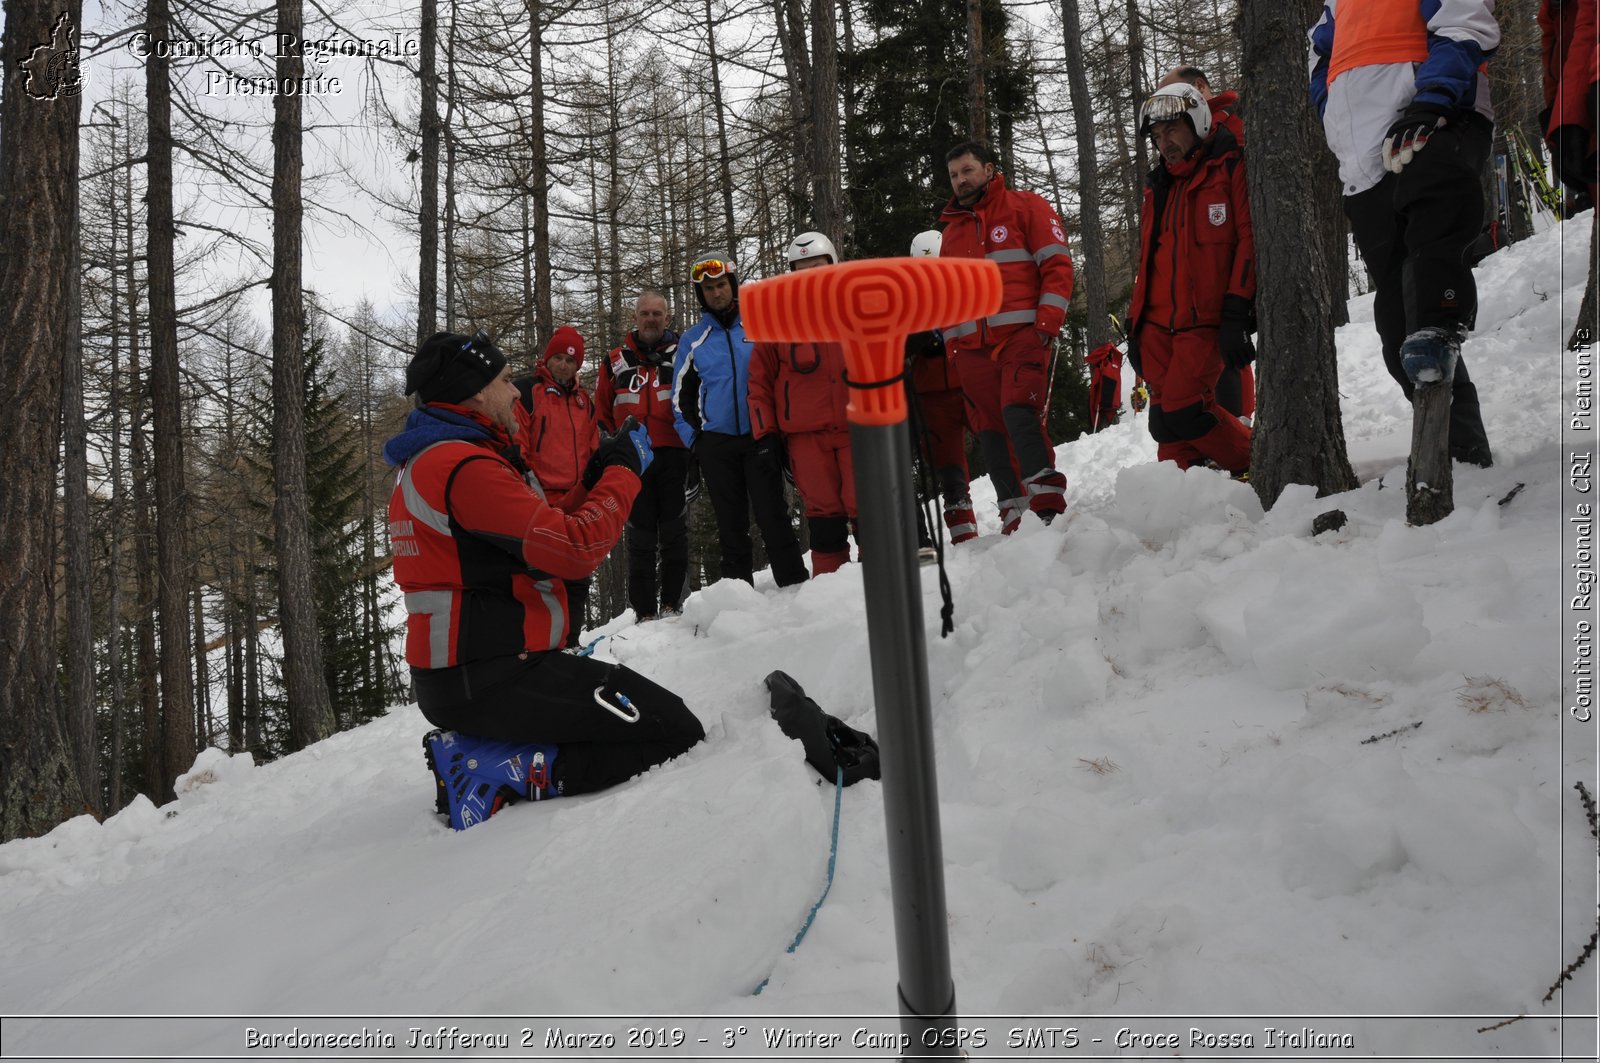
top-left (809, 0), bottom-right (842, 239)
top-left (444, 5), bottom-right (459, 330)
top-left (1126, 0), bottom-right (1149, 183)
top-left (192, 584), bottom-right (210, 748)
top-left (525, 0), bottom-right (553, 345)
top-left (702, 0), bottom-right (739, 251)
top-left (604, 18), bottom-right (624, 336)
top-left (62, 138), bottom-right (98, 815)
top-left (1242, 0), bottom-right (1357, 506)
top-left (145, 0), bottom-right (196, 799)
top-left (774, 0), bottom-right (811, 217)
top-left (0, 0), bottom-right (90, 841)
top-left (129, 285), bottom-right (161, 798)
top-left (1062, 0), bottom-right (1110, 352)
top-left (108, 124), bottom-right (129, 813)
top-left (418, 0), bottom-right (440, 345)
top-left (272, 0), bottom-right (336, 751)
top-left (966, 0), bottom-right (988, 141)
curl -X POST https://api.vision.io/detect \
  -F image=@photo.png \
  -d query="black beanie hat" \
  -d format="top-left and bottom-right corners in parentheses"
top-left (406, 331), bottom-right (508, 405)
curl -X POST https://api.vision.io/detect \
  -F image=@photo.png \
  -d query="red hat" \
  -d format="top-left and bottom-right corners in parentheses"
top-left (543, 326), bottom-right (585, 368)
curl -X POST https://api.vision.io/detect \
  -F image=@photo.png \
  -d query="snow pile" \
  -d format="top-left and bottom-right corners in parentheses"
top-left (0, 221), bottom-right (1593, 1059)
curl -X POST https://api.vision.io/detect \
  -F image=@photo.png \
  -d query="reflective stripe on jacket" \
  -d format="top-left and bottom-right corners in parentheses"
top-left (937, 173), bottom-right (1075, 355)
top-left (1309, 0), bottom-right (1499, 196)
top-left (388, 429), bottom-right (639, 669)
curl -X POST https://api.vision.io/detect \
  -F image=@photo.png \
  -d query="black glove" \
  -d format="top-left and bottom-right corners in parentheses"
top-left (1550, 124), bottom-right (1598, 194)
top-left (1219, 294), bottom-right (1256, 370)
top-left (753, 433), bottom-right (786, 476)
top-left (582, 416), bottom-right (650, 488)
top-left (1125, 332), bottom-right (1142, 377)
top-left (1382, 102), bottom-right (1453, 174)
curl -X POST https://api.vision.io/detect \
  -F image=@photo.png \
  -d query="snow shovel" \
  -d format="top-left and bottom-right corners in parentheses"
top-left (743, 257), bottom-right (1001, 1058)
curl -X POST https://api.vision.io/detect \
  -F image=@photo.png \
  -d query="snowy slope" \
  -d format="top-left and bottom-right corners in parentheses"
top-left (1, 221), bottom-right (1595, 1061)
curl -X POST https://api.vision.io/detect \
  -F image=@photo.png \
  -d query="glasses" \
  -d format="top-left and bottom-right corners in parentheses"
top-left (691, 258), bottom-right (735, 283)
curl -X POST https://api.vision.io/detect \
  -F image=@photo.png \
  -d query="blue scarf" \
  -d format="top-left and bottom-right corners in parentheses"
top-left (382, 406), bottom-right (494, 467)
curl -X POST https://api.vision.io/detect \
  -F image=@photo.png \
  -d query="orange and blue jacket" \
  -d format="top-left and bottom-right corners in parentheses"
top-left (1309, 0), bottom-right (1499, 195)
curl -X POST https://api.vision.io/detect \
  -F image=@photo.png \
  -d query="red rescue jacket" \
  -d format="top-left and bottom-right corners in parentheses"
top-left (515, 364), bottom-right (599, 504)
top-left (748, 340), bottom-right (850, 438)
top-left (1540, 0), bottom-right (1598, 142)
top-left (906, 329), bottom-right (960, 394)
top-left (387, 405), bottom-right (639, 668)
top-left (938, 173), bottom-right (1075, 356)
top-left (595, 330), bottom-right (685, 450)
top-left (1128, 125), bottom-right (1256, 336)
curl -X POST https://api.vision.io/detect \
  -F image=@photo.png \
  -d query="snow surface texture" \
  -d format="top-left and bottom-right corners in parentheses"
top-left (1, 222), bottom-right (1595, 1060)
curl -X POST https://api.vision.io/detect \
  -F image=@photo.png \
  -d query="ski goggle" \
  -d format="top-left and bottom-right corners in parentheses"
top-left (1139, 92), bottom-right (1193, 131)
top-left (691, 258), bottom-right (735, 283)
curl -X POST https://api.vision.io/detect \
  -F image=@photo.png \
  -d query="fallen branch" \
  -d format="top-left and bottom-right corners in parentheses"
top-left (1360, 721), bottom-right (1422, 745)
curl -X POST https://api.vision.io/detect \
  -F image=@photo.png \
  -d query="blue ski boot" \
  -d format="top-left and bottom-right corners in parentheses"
top-left (423, 729), bottom-right (561, 831)
top-left (1400, 326), bottom-right (1463, 386)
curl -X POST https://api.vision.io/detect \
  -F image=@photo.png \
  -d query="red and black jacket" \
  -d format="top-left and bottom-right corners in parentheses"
top-left (937, 172), bottom-right (1076, 355)
top-left (514, 365), bottom-right (599, 506)
top-left (1128, 125), bottom-right (1256, 337)
top-left (387, 404), bottom-right (638, 668)
top-left (747, 339), bottom-right (850, 439)
top-left (595, 330), bottom-right (685, 449)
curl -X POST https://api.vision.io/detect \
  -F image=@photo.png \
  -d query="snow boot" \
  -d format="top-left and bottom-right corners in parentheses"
top-left (943, 499), bottom-right (978, 544)
top-left (1401, 327), bottom-right (1460, 525)
top-left (1023, 468), bottom-right (1068, 519)
top-left (1400, 325), bottom-right (1463, 386)
top-left (999, 496), bottom-right (1029, 536)
top-left (423, 729), bottom-right (561, 831)
top-left (763, 670), bottom-right (881, 787)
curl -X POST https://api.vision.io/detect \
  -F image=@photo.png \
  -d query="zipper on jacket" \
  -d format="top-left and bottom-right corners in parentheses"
top-left (723, 326), bottom-right (745, 435)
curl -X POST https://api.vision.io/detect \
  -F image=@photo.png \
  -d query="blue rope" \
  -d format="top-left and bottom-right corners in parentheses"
top-left (753, 765), bottom-right (846, 995)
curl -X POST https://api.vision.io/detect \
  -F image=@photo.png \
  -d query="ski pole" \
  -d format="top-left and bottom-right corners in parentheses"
top-left (743, 257), bottom-right (1001, 1060)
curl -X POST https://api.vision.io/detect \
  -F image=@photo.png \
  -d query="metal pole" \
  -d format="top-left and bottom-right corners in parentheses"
top-left (850, 420), bottom-right (960, 1058)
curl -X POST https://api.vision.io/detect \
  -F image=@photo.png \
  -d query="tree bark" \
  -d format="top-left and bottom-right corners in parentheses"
top-left (966, 0), bottom-right (988, 141)
top-left (62, 123), bottom-right (98, 815)
top-left (1242, 0), bottom-right (1357, 506)
top-left (417, 0), bottom-right (440, 345)
top-left (702, 0), bottom-right (739, 252)
top-left (0, 0), bottom-right (90, 840)
top-left (272, 0), bottom-right (337, 751)
top-left (524, 0), bottom-right (553, 346)
top-left (1062, 0), bottom-right (1109, 352)
top-left (774, 0), bottom-right (811, 218)
top-left (808, 0), bottom-right (842, 241)
top-left (146, 0), bottom-right (197, 800)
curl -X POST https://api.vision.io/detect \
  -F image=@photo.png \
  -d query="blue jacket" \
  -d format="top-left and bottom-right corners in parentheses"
top-left (672, 307), bottom-right (753, 445)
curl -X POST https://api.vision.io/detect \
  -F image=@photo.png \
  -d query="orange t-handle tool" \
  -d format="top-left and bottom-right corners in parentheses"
top-left (741, 257), bottom-right (1002, 425)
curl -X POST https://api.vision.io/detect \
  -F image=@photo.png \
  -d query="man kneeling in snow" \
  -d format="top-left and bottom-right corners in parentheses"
top-left (384, 331), bottom-right (704, 829)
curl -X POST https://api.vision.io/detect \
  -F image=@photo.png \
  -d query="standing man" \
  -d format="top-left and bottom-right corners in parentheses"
top-left (1085, 341), bottom-right (1124, 433)
top-left (672, 254), bottom-right (808, 587)
top-left (1155, 63), bottom-right (1254, 423)
top-left (385, 331), bottom-right (703, 829)
top-left (1126, 83), bottom-right (1256, 475)
top-left (748, 232), bottom-right (858, 577)
top-left (907, 229), bottom-right (976, 546)
top-left (515, 325), bottom-right (601, 648)
top-left (939, 141), bottom-right (1074, 534)
top-left (596, 290), bottom-right (691, 621)
top-left (1310, 0), bottom-right (1498, 478)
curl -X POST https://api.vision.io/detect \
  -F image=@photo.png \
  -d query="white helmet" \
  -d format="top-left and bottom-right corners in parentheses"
top-left (786, 231), bottom-right (838, 266)
top-left (1139, 82), bottom-right (1211, 141)
top-left (909, 230), bottom-right (942, 257)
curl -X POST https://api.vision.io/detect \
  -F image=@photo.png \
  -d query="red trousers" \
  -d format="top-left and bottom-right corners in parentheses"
top-left (912, 387), bottom-right (969, 477)
top-left (955, 328), bottom-right (1051, 432)
top-left (788, 430), bottom-right (856, 519)
top-left (1137, 326), bottom-right (1251, 473)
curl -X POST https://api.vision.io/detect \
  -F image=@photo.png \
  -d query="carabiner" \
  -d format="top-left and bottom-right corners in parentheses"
top-left (593, 685), bottom-right (641, 723)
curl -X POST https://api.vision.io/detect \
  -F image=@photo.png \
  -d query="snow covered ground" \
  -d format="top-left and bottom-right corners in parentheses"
top-left (1, 221), bottom-right (1595, 1061)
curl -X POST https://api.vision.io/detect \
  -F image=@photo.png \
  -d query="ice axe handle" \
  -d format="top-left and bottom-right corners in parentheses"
top-left (742, 258), bottom-right (1002, 426)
